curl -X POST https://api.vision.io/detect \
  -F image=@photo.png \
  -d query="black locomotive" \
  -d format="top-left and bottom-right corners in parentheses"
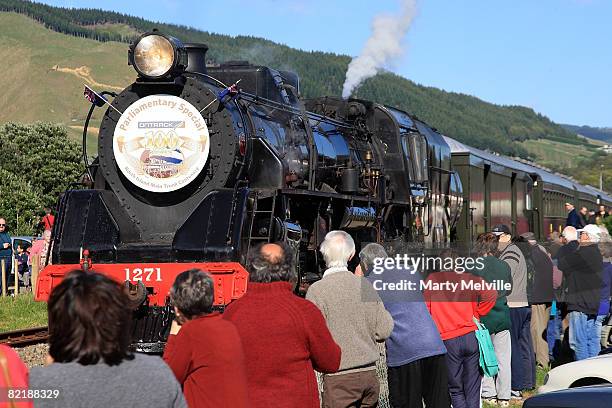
top-left (35, 32), bottom-right (610, 352)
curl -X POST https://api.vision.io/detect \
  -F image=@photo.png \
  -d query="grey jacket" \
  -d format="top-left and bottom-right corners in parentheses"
top-left (306, 269), bottom-right (394, 373)
top-left (30, 353), bottom-right (186, 408)
top-left (500, 242), bottom-right (529, 307)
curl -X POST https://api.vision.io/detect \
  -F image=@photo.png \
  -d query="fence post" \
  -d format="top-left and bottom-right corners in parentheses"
top-left (31, 255), bottom-right (40, 296)
top-left (1, 259), bottom-right (5, 297)
top-left (14, 256), bottom-right (19, 296)
top-left (11, 258), bottom-right (19, 296)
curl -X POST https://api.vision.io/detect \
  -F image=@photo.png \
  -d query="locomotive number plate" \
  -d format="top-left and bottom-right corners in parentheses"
top-left (124, 267), bottom-right (162, 282)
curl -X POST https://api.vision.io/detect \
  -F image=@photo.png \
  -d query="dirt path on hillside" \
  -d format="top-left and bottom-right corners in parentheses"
top-left (51, 65), bottom-right (124, 91)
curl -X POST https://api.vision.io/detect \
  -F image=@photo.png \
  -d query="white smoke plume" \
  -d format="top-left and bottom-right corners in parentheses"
top-left (342, 0), bottom-right (417, 99)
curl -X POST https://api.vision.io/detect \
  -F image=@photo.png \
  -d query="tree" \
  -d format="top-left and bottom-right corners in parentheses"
top-left (0, 168), bottom-right (43, 235)
top-left (0, 123), bottom-right (83, 208)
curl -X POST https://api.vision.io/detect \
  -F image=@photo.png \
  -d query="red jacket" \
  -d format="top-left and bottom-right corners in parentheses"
top-left (223, 281), bottom-right (341, 408)
top-left (0, 345), bottom-right (32, 408)
top-left (42, 214), bottom-right (55, 231)
top-left (424, 271), bottom-right (497, 340)
top-left (163, 312), bottom-right (249, 408)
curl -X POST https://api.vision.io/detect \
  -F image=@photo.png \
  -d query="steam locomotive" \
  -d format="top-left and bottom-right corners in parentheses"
top-left (34, 32), bottom-right (611, 352)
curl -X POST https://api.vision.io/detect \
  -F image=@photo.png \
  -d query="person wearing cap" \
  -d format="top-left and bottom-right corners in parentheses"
top-left (472, 233), bottom-right (512, 407)
top-left (520, 232), bottom-right (554, 369)
top-left (565, 203), bottom-right (584, 229)
top-left (558, 224), bottom-right (604, 360)
top-left (493, 225), bottom-right (535, 400)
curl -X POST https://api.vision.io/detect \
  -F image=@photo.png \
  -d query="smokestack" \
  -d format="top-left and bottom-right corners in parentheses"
top-left (342, 0), bottom-right (417, 99)
top-left (184, 43), bottom-right (209, 74)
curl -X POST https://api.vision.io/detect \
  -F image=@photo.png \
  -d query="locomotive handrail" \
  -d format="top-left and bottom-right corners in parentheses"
top-left (82, 90), bottom-right (117, 182)
top-left (82, 102), bottom-right (95, 179)
top-left (238, 91), bottom-right (355, 129)
top-left (190, 71), bottom-right (357, 133)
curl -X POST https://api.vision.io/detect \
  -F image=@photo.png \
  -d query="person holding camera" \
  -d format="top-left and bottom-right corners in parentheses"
top-left (163, 269), bottom-right (249, 408)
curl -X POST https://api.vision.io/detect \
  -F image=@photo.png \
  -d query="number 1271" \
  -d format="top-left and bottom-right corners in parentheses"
top-left (125, 267), bottom-right (162, 282)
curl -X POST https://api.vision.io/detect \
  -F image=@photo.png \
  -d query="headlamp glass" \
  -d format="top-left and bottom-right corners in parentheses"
top-left (133, 35), bottom-right (175, 78)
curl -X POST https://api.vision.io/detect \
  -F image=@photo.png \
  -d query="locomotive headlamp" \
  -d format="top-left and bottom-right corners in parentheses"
top-left (129, 32), bottom-right (187, 79)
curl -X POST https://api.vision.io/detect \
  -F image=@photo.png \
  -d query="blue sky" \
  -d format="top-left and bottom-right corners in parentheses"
top-left (40, 0), bottom-right (611, 127)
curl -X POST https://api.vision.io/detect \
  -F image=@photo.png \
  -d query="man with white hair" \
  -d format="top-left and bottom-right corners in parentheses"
top-left (306, 231), bottom-right (393, 408)
top-left (559, 224), bottom-right (604, 360)
top-left (556, 226), bottom-right (578, 268)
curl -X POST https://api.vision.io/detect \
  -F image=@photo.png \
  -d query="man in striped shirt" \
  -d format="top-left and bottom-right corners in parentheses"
top-left (493, 224), bottom-right (536, 401)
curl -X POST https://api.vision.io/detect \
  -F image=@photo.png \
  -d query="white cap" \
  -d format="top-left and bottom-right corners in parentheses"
top-left (578, 224), bottom-right (601, 242)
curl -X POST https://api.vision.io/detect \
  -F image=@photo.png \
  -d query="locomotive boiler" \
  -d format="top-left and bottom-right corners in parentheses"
top-left (35, 32), bottom-right (463, 351)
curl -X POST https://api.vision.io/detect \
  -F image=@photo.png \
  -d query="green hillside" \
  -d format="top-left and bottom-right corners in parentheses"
top-left (0, 12), bottom-right (132, 143)
top-left (0, 0), bottom-right (592, 160)
top-left (518, 139), bottom-right (600, 170)
top-left (562, 124), bottom-right (612, 143)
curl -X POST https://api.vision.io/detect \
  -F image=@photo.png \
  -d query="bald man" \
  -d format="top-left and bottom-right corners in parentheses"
top-left (223, 242), bottom-right (341, 408)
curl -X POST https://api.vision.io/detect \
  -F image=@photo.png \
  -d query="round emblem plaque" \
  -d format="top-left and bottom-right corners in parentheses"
top-left (113, 95), bottom-right (210, 192)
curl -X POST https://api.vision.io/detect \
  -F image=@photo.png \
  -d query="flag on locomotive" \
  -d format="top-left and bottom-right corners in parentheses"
top-left (83, 85), bottom-right (107, 107)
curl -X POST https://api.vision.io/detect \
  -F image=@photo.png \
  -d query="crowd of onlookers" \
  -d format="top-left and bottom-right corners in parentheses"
top-left (0, 208), bottom-right (54, 294)
top-left (0, 203), bottom-right (611, 408)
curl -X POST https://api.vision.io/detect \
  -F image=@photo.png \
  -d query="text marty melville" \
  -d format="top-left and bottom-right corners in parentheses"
top-left (372, 279), bottom-right (512, 292)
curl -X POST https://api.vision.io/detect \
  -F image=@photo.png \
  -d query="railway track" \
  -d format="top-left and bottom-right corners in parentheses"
top-left (0, 326), bottom-right (49, 347)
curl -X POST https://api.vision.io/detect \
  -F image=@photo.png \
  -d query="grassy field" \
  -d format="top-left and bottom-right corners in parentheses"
top-left (0, 12), bottom-right (133, 147)
top-left (520, 138), bottom-right (599, 169)
top-left (483, 366), bottom-right (549, 407)
top-left (0, 293), bottom-right (48, 332)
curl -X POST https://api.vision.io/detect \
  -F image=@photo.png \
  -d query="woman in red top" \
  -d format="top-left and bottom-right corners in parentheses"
top-left (424, 251), bottom-right (497, 408)
top-left (223, 242), bottom-right (341, 408)
top-left (0, 344), bottom-right (32, 408)
top-left (163, 269), bottom-right (249, 408)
